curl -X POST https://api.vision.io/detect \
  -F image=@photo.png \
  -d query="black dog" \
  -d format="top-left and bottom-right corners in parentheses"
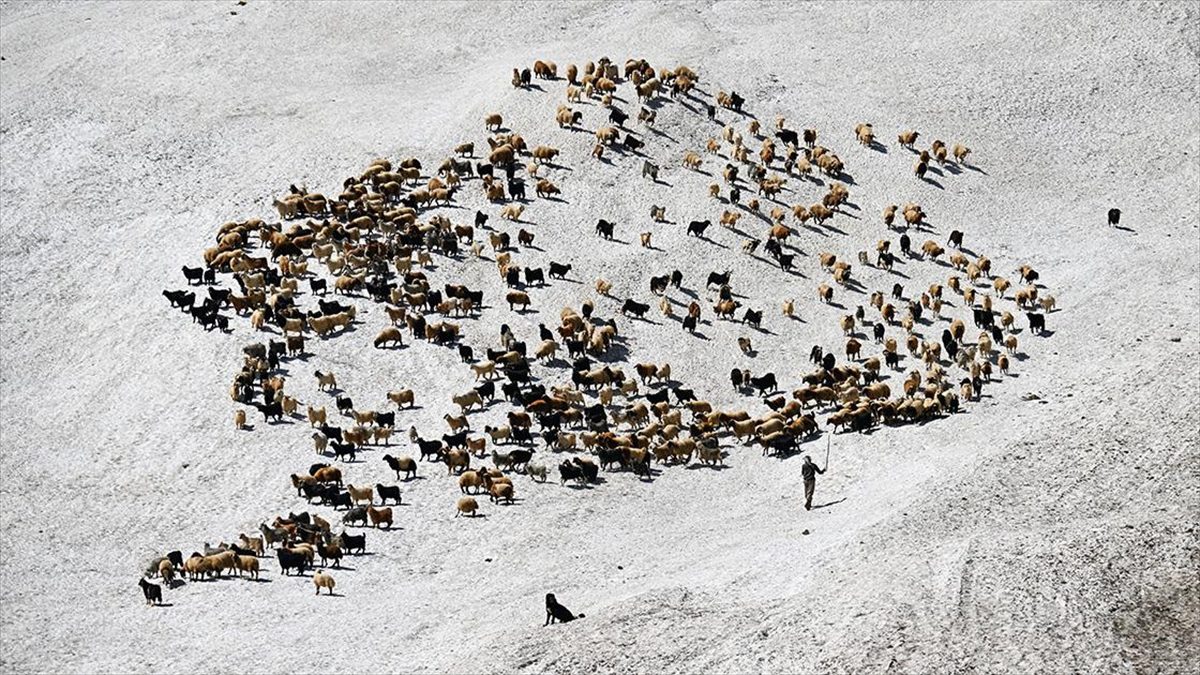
top-left (138, 578), bottom-right (163, 605)
top-left (545, 593), bottom-right (584, 625)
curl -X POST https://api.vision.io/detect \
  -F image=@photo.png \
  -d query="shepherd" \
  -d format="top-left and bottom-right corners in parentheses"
top-left (802, 454), bottom-right (826, 511)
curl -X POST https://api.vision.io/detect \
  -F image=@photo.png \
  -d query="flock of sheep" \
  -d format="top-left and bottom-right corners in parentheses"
top-left (146, 56), bottom-right (1057, 604)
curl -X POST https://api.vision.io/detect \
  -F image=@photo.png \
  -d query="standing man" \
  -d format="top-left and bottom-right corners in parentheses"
top-left (802, 455), bottom-right (825, 511)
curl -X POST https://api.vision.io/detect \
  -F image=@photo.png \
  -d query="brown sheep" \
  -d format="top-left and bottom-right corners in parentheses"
top-left (531, 145), bottom-right (560, 163)
top-left (846, 338), bottom-right (862, 361)
top-left (456, 496), bottom-right (479, 518)
top-left (387, 389), bottom-right (415, 408)
top-left (367, 506), bottom-right (393, 529)
top-left (921, 240), bottom-right (945, 259)
top-left (506, 290), bottom-right (531, 311)
top-left (485, 113), bottom-right (503, 130)
top-left (536, 179), bottom-right (560, 199)
top-left (234, 409), bottom-right (247, 430)
top-left (897, 130), bottom-right (919, 148)
top-left (818, 284), bottom-right (834, 303)
top-left (682, 151), bottom-right (702, 170)
top-left (374, 327), bottom-right (404, 349)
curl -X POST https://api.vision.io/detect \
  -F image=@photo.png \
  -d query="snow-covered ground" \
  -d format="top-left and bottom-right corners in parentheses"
top-left (2, 2), bottom-right (1197, 672)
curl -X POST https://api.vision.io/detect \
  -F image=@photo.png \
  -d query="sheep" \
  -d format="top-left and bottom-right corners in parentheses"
top-left (489, 482), bottom-right (515, 505)
top-left (234, 554), bottom-right (260, 579)
top-left (379, 454), bottom-right (416, 482)
top-left (346, 484), bottom-right (373, 506)
top-left (361, 505), bottom-right (392, 528)
top-left (818, 284), bottom-right (834, 303)
top-left (921, 240), bottom-right (945, 259)
top-left (314, 465), bottom-right (343, 486)
top-left (506, 290), bottom-right (531, 312)
top-left (456, 496), bottom-right (479, 518)
top-left (314, 370), bottom-right (338, 391)
top-left (499, 203), bottom-right (525, 222)
top-left (156, 558), bottom-right (176, 586)
top-left (313, 571), bottom-right (336, 595)
top-left (485, 113), bottom-right (503, 130)
top-left (470, 360), bottom-right (497, 381)
top-left (373, 326), bottom-right (404, 349)
top-left (682, 151), bottom-right (703, 170)
top-left (595, 278), bottom-right (613, 296)
top-left (846, 338), bottom-right (862, 361)
top-left (952, 143), bottom-right (971, 164)
top-left (387, 389), bottom-right (415, 409)
top-left (532, 145), bottom-right (560, 163)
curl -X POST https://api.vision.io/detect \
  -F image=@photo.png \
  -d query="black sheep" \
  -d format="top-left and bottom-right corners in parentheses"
top-left (330, 441), bottom-right (357, 462)
top-left (558, 461), bottom-right (584, 485)
top-left (687, 220), bottom-right (711, 237)
top-left (621, 299), bottom-right (649, 318)
top-left (338, 531), bottom-right (366, 555)
top-left (549, 262), bottom-right (572, 279)
top-left (277, 549), bottom-right (308, 575)
top-left (1027, 312), bottom-right (1046, 335)
top-left (749, 372), bottom-right (777, 396)
top-left (375, 484), bottom-right (402, 505)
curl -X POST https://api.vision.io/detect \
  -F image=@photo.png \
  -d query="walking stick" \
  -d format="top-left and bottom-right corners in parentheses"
top-left (825, 435), bottom-right (831, 471)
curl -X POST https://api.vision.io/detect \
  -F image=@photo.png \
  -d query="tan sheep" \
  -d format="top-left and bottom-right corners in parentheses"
top-left (313, 571), bottom-right (336, 595)
top-left (818, 283), bottom-right (834, 303)
top-left (682, 151), bottom-right (702, 170)
top-left (234, 409), bottom-right (247, 430)
top-left (952, 143), bottom-right (971, 163)
top-left (347, 484), bottom-right (374, 506)
top-left (782, 299), bottom-right (795, 318)
top-left (500, 204), bottom-right (524, 221)
top-left (595, 126), bottom-right (619, 145)
top-left (595, 278), bottom-right (613, 296)
top-left (236, 555), bottom-right (260, 580)
top-left (157, 559), bottom-right (175, 584)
